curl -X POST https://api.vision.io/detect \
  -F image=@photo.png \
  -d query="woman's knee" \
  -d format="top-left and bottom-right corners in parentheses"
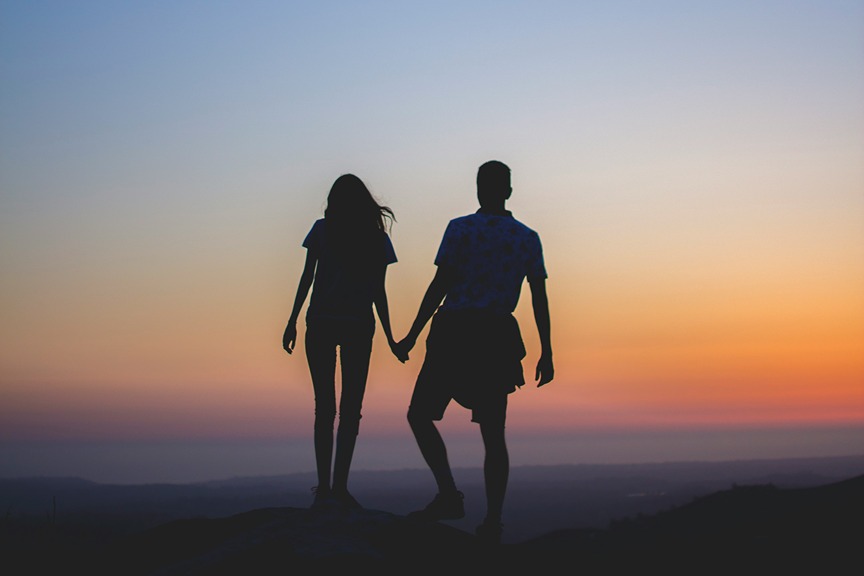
top-left (337, 412), bottom-right (362, 436)
top-left (314, 405), bottom-right (336, 423)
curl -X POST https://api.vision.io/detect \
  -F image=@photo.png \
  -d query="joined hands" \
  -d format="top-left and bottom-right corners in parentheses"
top-left (390, 336), bottom-right (415, 364)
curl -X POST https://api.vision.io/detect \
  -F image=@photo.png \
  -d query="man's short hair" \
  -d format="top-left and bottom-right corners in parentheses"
top-left (477, 160), bottom-right (511, 193)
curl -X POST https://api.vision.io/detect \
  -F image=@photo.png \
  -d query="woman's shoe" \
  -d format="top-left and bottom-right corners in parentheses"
top-left (332, 488), bottom-right (363, 510)
top-left (310, 485), bottom-right (336, 509)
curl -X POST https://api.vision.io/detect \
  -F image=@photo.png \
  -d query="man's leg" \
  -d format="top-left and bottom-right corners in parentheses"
top-left (407, 412), bottom-right (457, 494)
top-left (475, 394), bottom-right (508, 544)
top-left (479, 419), bottom-right (508, 525)
top-left (406, 408), bottom-right (464, 520)
top-left (406, 316), bottom-right (464, 520)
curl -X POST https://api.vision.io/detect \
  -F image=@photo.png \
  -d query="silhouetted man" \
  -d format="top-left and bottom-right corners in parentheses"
top-left (395, 160), bottom-right (554, 545)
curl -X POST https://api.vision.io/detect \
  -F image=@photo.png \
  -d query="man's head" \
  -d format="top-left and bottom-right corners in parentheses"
top-left (476, 160), bottom-right (512, 207)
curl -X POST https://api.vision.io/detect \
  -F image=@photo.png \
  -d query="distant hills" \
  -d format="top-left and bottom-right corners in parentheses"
top-left (2, 455), bottom-right (863, 574)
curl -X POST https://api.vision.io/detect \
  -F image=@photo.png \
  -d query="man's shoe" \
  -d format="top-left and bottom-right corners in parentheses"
top-left (407, 490), bottom-right (465, 521)
top-left (475, 520), bottom-right (503, 545)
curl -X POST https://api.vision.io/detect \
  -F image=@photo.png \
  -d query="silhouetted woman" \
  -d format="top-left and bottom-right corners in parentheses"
top-left (283, 174), bottom-right (404, 510)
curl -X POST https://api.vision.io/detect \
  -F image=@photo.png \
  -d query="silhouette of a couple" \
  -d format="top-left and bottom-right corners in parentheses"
top-left (283, 160), bottom-right (554, 545)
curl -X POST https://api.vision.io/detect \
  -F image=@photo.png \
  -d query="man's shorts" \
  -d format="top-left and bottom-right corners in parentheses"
top-left (408, 308), bottom-right (526, 426)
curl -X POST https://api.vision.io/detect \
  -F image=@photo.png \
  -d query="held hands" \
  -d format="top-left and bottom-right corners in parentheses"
top-left (282, 322), bottom-right (297, 354)
top-left (535, 353), bottom-right (554, 387)
top-left (389, 337), bottom-right (409, 363)
top-left (284, 319), bottom-right (413, 363)
top-left (392, 335), bottom-right (417, 364)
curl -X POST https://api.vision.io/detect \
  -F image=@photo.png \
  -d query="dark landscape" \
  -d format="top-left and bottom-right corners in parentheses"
top-left (3, 455), bottom-right (862, 574)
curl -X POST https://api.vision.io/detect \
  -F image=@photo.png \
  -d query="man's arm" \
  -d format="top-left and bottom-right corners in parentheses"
top-left (373, 264), bottom-right (408, 363)
top-left (394, 265), bottom-right (455, 360)
top-left (529, 276), bottom-right (554, 386)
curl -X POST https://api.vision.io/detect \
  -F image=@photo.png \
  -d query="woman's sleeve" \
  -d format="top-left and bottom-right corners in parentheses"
top-left (302, 219), bottom-right (324, 253)
top-left (382, 233), bottom-right (397, 265)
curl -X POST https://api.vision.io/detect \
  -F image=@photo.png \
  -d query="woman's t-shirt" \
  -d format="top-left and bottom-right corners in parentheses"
top-left (303, 218), bottom-right (397, 325)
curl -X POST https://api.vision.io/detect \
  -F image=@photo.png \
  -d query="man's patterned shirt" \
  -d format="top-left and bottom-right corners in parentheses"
top-left (435, 210), bottom-right (546, 315)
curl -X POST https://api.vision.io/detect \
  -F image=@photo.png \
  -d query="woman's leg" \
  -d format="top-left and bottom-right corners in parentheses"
top-left (331, 324), bottom-right (373, 493)
top-left (305, 322), bottom-right (338, 492)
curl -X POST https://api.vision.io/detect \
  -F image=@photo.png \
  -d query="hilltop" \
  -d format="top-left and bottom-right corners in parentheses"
top-left (3, 455), bottom-right (862, 574)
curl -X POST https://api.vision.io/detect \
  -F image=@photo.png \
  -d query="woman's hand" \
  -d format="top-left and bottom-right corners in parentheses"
top-left (283, 322), bottom-right (297, 354)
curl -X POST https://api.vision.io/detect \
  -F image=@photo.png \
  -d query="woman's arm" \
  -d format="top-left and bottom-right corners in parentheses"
top-left (374, 264), bottom-right (407, 362)
top-left (283, 250), bottom-right (316, 354)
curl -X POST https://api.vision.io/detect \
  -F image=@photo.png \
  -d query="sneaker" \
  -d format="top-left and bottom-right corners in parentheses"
top-left (332, 488), bottom-right (362, 510)
top-left (407, 490), bottom-right (465, 521)
top-left (310, 485), bottom-right (336, 509)
top-left (475, 520), bottom-right (503, 545)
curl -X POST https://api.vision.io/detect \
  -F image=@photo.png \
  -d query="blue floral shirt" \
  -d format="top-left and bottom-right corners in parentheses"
top-left (435, 210), bottom-right (546, 315)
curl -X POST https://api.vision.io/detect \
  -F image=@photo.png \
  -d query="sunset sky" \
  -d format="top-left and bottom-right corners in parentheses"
top-left (2, 1), bottom-right (862, 483)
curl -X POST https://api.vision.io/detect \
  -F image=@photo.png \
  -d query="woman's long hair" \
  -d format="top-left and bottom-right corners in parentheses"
top-left (323, 174), bottom-right (394, 271)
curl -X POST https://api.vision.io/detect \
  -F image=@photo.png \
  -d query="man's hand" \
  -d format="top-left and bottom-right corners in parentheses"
top-left (282, 322), bottom-right (297, 354)
top-left (535, 353), bottom-right (554, 387)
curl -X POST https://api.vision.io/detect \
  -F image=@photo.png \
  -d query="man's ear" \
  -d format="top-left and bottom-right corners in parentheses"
top-left (505, 187), bottom-right (512, 200)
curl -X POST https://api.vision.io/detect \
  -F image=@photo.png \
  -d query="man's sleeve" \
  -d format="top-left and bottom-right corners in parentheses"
top-left (527, 232), bottom-right (547, 280)
top-left (433, 220), bottom-right (457, 267)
